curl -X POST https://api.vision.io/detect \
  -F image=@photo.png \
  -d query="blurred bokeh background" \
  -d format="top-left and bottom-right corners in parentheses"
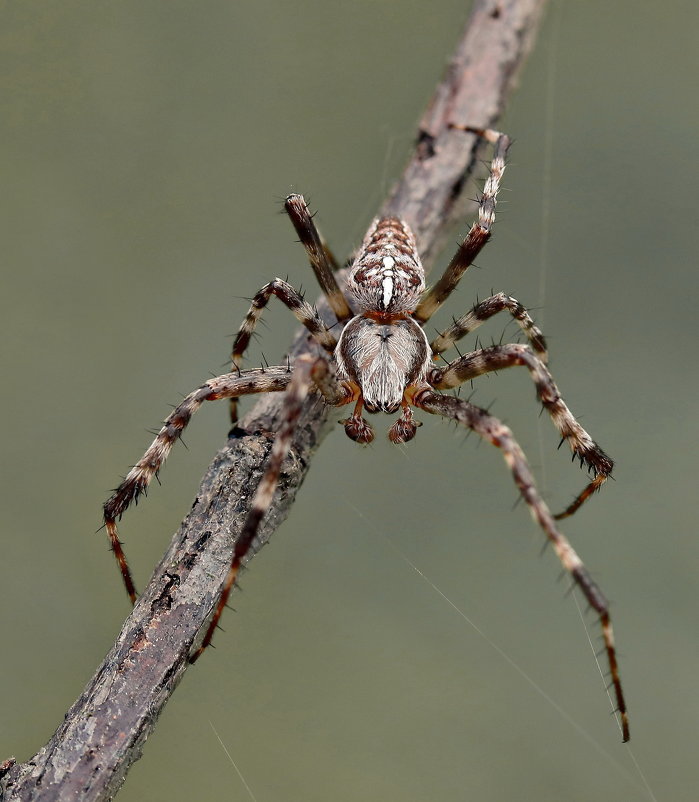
top-left (2, 1), bottom-right (697, 800)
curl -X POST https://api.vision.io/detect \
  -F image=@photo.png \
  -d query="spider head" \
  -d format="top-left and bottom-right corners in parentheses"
top-left (335, 315), bottom-right (431, 421)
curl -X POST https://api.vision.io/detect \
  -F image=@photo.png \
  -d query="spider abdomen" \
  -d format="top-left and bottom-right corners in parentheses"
top-left (335, 315), bottom-right (430, 413)
top-left (345, 217), bottom-right (426, 313)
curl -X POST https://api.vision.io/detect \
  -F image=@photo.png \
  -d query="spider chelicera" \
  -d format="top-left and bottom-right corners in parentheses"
top-left (103, 127), bottom-right (629, 741)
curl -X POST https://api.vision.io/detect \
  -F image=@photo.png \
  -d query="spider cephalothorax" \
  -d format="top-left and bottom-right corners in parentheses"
top-left (103, 127), bottom-right (629, 741)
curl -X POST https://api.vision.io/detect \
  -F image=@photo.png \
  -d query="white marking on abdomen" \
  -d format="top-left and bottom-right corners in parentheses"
top-left (382, 276), bottom-right (393, 307)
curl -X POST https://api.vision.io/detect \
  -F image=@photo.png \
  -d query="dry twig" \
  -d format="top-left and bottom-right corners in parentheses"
top-left (1, 2), bottom-right (547, 799)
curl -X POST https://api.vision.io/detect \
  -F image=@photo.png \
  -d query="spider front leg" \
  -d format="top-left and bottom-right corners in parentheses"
top-left (228, 278), bottom-right (336, 422)
top-left (413, 389), bottom-right (629, 742)
top-left (190, 354), bottom-right (346, 660)
top-left (430, 292), bottom-right (548, 362)
top-left (429, 344), bottom-right (613, 519)
top-left (103, 366), bottom-right (294, 602)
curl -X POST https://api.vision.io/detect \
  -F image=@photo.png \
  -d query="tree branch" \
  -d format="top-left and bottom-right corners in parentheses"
top-left (1, 1), bottom-right (547, 799)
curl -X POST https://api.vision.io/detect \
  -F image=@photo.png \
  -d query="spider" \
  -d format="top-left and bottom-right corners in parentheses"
top-left (103, 127), bottom-right (629, 742)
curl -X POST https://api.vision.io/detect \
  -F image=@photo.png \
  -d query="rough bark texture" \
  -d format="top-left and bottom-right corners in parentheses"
top-left (1, 1), bottom-right (547, 799)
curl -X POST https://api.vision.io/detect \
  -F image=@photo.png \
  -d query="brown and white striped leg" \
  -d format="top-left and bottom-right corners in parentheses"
top-left (190, 354), bottom-right (327, 661)
top-left (430, 292), bottom-right (547, 362)
top-left (285, 194), bottom-right (352, 322)
top-left (413, 389), bottom-right (629, 742)
top-left (430, 343), bottom-right (613, 519)
top-left (103, 367), bottom-right (294, 603)
top-left (229, 278), bottom-right (337, 422)
top-left (414, 127), bottom-right (511, 324)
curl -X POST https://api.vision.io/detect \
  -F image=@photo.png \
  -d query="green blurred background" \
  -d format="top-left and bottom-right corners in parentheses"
top-left (2, 1), bottom-right (697, 800)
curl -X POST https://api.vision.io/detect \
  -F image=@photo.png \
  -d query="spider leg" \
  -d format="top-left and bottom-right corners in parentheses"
top-left (430, 292), bottom-right (547, 362)
top-left (430, 344), bottom-right (613, 518)
top-left (190, 354), bottom-right (339, 661)
top-left (285, 194), bottom-right (353, 321)
top-left (103, 366), bottom-right (294, 603)
top-left (414, 127), bottom-right (510, 324)
top-left (413, 389), bottom-right (629, 742)
top-left (229, 278), bottom-right (337, 422)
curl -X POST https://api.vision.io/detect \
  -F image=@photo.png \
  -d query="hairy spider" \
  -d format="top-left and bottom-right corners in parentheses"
top-left (103, 127), bottom-right (629, 741)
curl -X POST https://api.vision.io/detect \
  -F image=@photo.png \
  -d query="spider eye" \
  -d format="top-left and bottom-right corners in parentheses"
top-left (363, 399), bottom-right (400, 414)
